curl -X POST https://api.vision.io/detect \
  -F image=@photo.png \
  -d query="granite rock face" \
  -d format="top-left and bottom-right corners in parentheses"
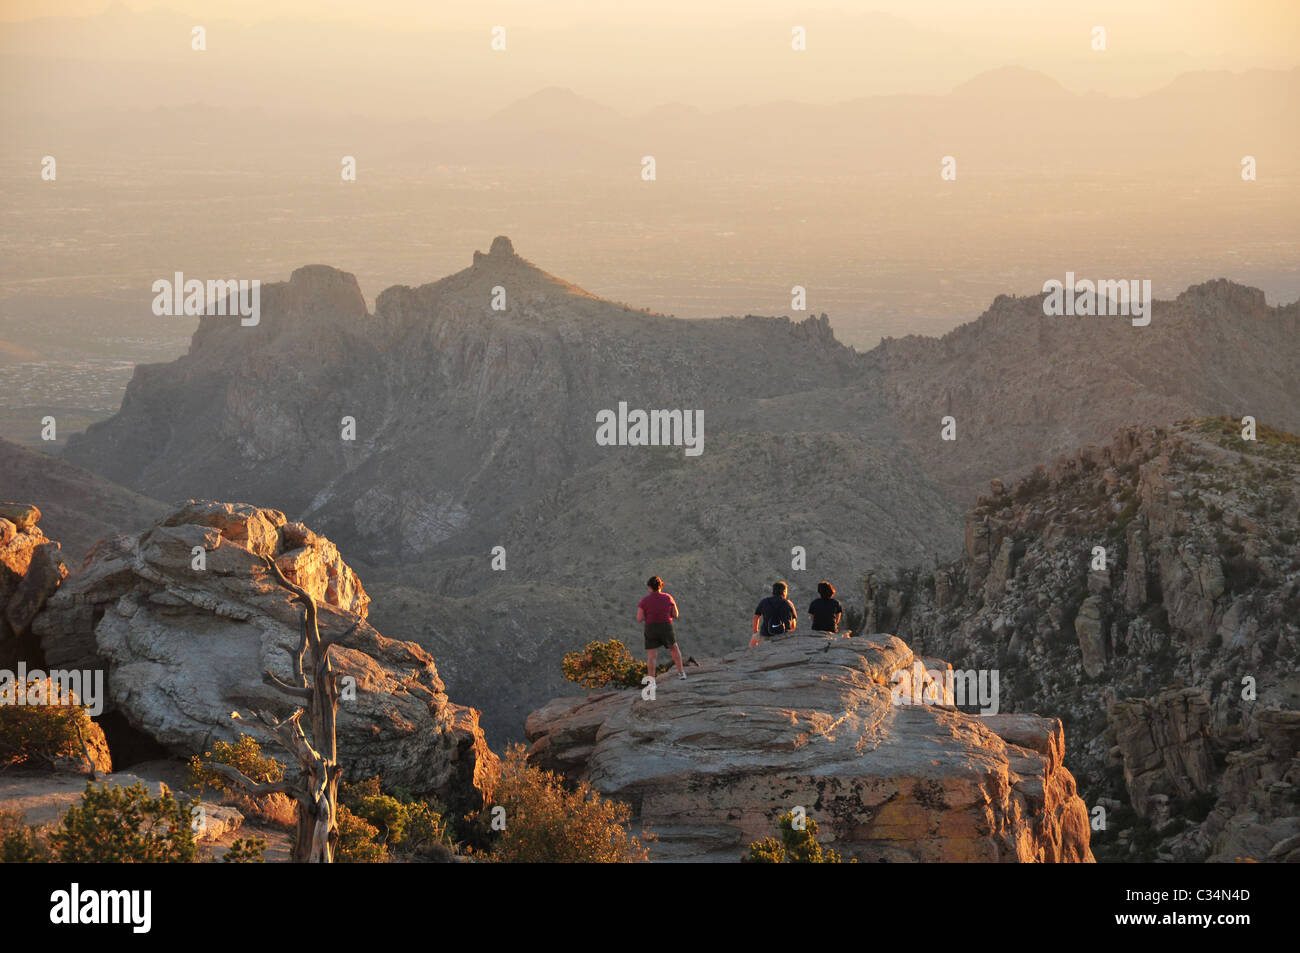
top-left (861, 419), bottom-right (1300, 862)
top-left (33, 501), bottom-right (495, 808)
top-left (0, 503), bottom-right (69, 670)
top-left (527, 632), bottom-right (1093, 862)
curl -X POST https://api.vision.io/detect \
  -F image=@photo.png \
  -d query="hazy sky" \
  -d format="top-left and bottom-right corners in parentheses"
top-left (2, 0), bottom-right (1297, 119)
top-left (6, 0), bottom-right (1299, 46)
top-left (2, 0), bottom-right (1295, 342)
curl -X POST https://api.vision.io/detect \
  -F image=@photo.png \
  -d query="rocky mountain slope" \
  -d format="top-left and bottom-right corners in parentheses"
top-left (0, 437), bottom-right (167, 566)
top-left (861, 417), bottom-right (1300, 861)
top-left (58, 238), bottom-right (959, 741)
top-left (31, 500), bottom-right (495, 809)
top-left (527, 631), bottom-right (1093, 862)
top-left (65, 237), bottom-right (911, 555)
top-left (59, 239), bottom-right (1300, 742)
top-left (871, 280), bottom-right (1300, 502)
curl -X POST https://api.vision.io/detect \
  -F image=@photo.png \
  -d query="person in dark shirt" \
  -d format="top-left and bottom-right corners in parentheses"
top-left (637, 575), bottom-right (686, 682)
top-left (750, 581), bottom-right (797, 646)
top-left (809, 580), bottom-right (845, 634)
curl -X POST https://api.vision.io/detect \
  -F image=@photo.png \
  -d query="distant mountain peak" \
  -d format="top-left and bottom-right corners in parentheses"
top-left (952, 66), bottom-right (1072, 99)
top-left (460, 236), bottom-right (599, 301)
top-left (1174, 278), bottom-right (1268, 310)
top-left (489, 88), bottom-right (621, 125)
top-left (473, 235), bottom-right (518, 264)
top-left (275, 264), bottom-right (368, 320)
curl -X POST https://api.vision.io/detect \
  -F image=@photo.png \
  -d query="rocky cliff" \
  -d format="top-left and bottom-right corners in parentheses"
top-left (527, 632), bottom-right (1093, 862)
top-left (862, 417), bottom-right (1300, 861)
top-left (0, 503), bottom-right (69, 670)
top-left (32, 501), bottom-right (496, 810)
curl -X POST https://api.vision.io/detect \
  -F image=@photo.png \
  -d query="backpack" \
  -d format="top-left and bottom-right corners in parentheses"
top-left (763, 597), bottom-right (792, 636)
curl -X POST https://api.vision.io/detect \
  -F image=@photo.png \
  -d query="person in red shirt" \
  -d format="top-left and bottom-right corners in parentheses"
top-left (637, 575), bottom-right (686, 683)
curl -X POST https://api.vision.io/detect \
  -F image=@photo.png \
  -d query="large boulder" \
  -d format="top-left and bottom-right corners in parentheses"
top-left (1074, 595), bottom-right (1108, 678)
top-left (1108, 689), bottom-right (1216, 816)
top-left (0, 503), bottom-right (69, 669)
top-left (526, 633), bottom-right (1093, 862)
top-left (33, 500), bottom-right (495, 809)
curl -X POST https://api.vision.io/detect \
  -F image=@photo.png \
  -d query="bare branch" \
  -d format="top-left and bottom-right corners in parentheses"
top-left (73, 721), bottom-right (98, 782)
top-left (263, 670), bottom-right (313, 699)
top-left (289, 607), bottom-right (309, 685)
top-left (0, 738), bottom-right (56, 770)
top-left (261, 553), bottom-right (310, 603)
top-left (253, 551), bottom-right (342, 861)
top-left (205, 762), bottom-right (297, 796)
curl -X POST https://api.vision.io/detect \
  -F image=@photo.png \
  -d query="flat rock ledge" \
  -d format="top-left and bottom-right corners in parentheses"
top-left (527, 633), bottom-right (1093, 862)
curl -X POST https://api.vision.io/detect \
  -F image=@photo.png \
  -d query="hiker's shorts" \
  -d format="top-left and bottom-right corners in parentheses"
top-left (644, 621), bottom-right (677, 650)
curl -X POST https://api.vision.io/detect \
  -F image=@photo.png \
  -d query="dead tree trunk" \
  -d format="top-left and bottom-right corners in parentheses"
top-left (208, 555), bottom-right (358, 862)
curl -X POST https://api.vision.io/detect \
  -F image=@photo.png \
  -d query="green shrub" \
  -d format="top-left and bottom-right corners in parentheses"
top-left (742, 812), bottom-right (849, 863)
top-left (188, 733), bottom-right (285, 794)
top-left (1224, 554), bottom-right (1263, 593)
top-left (1195, 416), bottom-right (1300, 464)
top-left (221, 836), bottom-right (267, 863)
top-left (561, 638), bottom-right (665, 689)
top-left (0, 680), bottom-right (97, 769)
top-left (339, 777), bottom-right (452, 856)
top-left (335, 805), bottom-right (388, 863)
top-left (288, 778), bottom-right (460, 863)
top-left (0, 809), bottom-right (52, 863)
top-left (189, 734), bottom-right (295, 827)
top-left (479, 744), bottom-right (649, 863)
top-left (50, 782), bottom-right (198, 863)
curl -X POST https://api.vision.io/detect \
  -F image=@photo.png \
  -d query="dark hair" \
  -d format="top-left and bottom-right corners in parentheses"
top-left (647, 576), bottom-right (663, 591)
top-left (817, 581), bottom-right (835, 599)
top-left (772, 581), bottom-right (787, 596)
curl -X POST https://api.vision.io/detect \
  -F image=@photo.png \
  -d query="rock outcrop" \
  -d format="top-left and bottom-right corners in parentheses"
top-left (527, 632), bottom-right (1093, 862)
top-left (0, 503), bottom-right (69, 670)
top-left (861, 418), bottom-right (1300, 862)
top-left (1109, 689), bottom-right (1216, 816)
top-left (33, 500), bottom-right (496, 809)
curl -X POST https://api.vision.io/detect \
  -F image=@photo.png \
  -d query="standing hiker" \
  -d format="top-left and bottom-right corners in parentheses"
top-left (637, 576), bottom-right (687, 682)
top-left (809, 580), bottom-right (845, 634)
top-left (750, 581), bottom-right (797, 646)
